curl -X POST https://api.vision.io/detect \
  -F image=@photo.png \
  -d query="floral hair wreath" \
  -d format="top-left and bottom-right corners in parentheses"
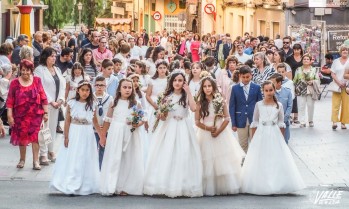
top-left (199, 71), bottom-right (215, 84)
top-left (168, 68), bottom-right (186, 78)
top-left (77, 80), bottom-right (91, 88)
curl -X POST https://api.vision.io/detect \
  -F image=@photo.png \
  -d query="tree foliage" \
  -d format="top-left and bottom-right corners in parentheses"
top-left (43, 0), bottom-right (112, 29)
top-left (43, 0), bottom-right (74, 29)
top-left (73, 0), bottom-right (112, 28)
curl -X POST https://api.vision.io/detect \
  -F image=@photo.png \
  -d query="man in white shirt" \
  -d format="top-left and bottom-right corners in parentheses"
top-left (235, 44), bottom-right (252, 64)
top-left (274, 34), bottom-right (283, 49)
top-left (128, 36), bottom-right (142, 60)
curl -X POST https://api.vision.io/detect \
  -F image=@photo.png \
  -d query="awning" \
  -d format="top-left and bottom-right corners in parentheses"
top-left (95, 18), bottom-right (132, 26)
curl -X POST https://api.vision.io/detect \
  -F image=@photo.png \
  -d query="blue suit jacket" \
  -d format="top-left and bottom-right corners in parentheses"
top-left (229, 82), bottom-right (263, 128)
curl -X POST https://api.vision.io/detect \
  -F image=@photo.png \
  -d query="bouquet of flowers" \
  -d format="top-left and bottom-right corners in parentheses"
top-left (152, 93), bottom-right (175, 132)
top-left (127, 105), bottom-right (145, 132)
top-left (212, 92), bottom-right (224, 127)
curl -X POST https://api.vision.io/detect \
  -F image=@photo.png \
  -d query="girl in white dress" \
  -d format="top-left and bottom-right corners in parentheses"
top-left (65, 62), bottom-right (90, 102)
top-left (128, 73), bottom-right (149, 165)
top-left (144, 70), bottom-right (203, 198)
top-left (145, 60), bottom-right (169, 129)
top-left (50, 80), bottom-right (100, 195)
top-left (99, 78), bottom-right (145, 196)
top-left (241, 80), bottom-right (305, 195)
top-left (135, 61), bottom-right (151, 93)
top-left (188, 62), bottom-right (203, 98)
top-left (195, 74), bottom-right (245, 196)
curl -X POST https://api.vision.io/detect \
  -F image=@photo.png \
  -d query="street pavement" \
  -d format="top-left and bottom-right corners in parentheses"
top-left (0, 92), bottom-right (348, 209)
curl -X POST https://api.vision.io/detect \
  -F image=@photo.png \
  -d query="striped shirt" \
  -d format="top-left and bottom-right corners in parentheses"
top-left (252, 65), bottom-right (276, 85)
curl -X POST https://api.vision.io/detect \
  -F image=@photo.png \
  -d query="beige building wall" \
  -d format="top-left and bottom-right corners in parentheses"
top-left (200, 0), bottom-right (217, 35)
top-left (221, 6), bottom-right (255, 39)
top-left (254, 7), bottom-right (285, 39)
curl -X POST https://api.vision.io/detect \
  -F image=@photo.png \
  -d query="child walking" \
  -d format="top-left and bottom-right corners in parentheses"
top-left (65, 62), bottom-right (90, 102)
top-left (144, 70), bottom-right (203, 198)
top-left (241, 80), bottom-right (305, 195)
top-left (99, 78), bottom-right (145, 196)
top-left (50, 80), bottom-right (101, 195)
top-left (94, 76), bottom-right (113, 169)
top-left (95, 59), bottom-right (119, 97)
top-left (195, 73), bottom-right (245, 196)
top-left (145, 60), bottom-right (169, 129)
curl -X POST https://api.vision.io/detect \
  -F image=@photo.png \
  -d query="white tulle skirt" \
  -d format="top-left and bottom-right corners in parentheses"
top-left (144, 117), bottom-right (203, 198)
top-left (50, 124), bottom-right (100, 195)
top-left (100, 121), bottom-right (144, 196)
top-left (197, 119), bottom-right (245, 196)
top-left (241, 124), bottom-right (305, 195)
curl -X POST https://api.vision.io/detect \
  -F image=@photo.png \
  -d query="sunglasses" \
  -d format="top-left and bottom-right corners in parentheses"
top-left (283, 42), bottom-right (290, 44)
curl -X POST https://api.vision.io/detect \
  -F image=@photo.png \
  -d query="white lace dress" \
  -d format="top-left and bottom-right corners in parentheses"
top-left (144, 94), bottom-right (203, 197)
top-left (50, 100), bottom-right (99, 195)
top-left (241, 101), bottom-right (305, 195)
top-left (197, 103), bottom-right (245, 195)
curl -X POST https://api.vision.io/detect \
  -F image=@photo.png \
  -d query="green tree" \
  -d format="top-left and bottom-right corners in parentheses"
top-left (72, 0), bottom-right (111, 28)
top-left (43, 0), bottom-right (74, 29)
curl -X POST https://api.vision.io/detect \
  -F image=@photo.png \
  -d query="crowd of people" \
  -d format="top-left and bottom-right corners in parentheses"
top-left (1, 26), bottom-right (349, 197)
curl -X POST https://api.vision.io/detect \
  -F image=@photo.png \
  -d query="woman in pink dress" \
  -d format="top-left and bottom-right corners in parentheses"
top-left (7, 59), bottom-right (49, 170)
top-left (190, 34), bottom-right (201, 62)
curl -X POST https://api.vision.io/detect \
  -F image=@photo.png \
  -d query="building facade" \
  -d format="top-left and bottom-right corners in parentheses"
top-left (1, 0), bottom-right (47, 42)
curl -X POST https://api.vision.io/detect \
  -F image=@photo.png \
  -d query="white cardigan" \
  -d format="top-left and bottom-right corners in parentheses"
top-left (34, 65), bottom-right (66, 104)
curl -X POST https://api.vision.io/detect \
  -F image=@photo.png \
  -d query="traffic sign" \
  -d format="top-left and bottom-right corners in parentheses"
top-left (204, 4), bottom-right (215, 14)
top-left (153, 11), bottom-right (162, 21)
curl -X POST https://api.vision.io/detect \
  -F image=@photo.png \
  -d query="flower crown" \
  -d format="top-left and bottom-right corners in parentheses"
top-left (169, 68), bottom-right (186, 78)
top-left (199, 71), bottom-right (215, 84)
top-left (78, 80), bottom-right (91, 88)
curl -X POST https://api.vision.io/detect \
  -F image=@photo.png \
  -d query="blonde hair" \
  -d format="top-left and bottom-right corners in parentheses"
top-left (19, 45), bottom-right (34, 60)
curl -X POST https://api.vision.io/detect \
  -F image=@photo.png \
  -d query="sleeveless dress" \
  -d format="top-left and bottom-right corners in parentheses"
top-left (144, 94), bottom-right (203, 197)
top-left (100, 100), bottom-right (144, 196)
top-left (50, 100), bottom-right (99, 195)
top-left (241, 101), bottom-right (305, 195)
top-left (147, 78), bottom-right (168, 129)
top-left (197, 103), bottom-right (245, 195)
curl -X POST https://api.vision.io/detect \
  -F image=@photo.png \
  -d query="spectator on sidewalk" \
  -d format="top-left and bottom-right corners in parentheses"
top-left (92, 36), bottom-right (113, 71)
top-left (320, 53), bottom-right (333, 85)
top-left (7, 59), bottom-right (48, 170)
top-left (330, 45), bottom-right (349, 130)
top-left (12, 34), bottom-right (29, 65)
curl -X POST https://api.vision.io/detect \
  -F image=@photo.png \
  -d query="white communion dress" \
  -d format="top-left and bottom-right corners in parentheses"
top-left (197, 103), bottom-right (245, 195)
top-left (144, 93), bottom-right (203, 198)
top-left (241, 101), bottom-right (305, 195)
top-left (100, 100), bottom-right (144, 196)
top-left (147, 78), bottom-right (168, 129)
top-left (50, 100), bottom-right (99, 195)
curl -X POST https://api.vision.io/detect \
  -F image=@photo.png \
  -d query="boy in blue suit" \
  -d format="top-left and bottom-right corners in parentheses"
top-left (269, 73), bottom-right (293, 144)
top-left (229, 66), bottom-right (263, 152)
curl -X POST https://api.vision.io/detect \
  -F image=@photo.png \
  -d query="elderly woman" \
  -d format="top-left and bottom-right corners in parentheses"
top-left (0, 64), bottom-right (12, 108)
top-left (330, 44), bottom-right (349, 130)
top-left (19, 45), bottom-right (34, 62)
top-left (7, 59), bottom-right (48, 170)
top-left (34, 47), bottom-right (66, 165)
top-left (251, 52), bottom-right (276, 85)
top-left (293, 54), bottom-right (320, 128)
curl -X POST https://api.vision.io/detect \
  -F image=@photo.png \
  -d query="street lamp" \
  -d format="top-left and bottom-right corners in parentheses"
top-left (77, 2), bottom-right (83, 26)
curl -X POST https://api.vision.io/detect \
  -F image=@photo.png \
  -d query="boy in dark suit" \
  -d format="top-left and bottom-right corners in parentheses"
top-left (229, 66), bottom-right (263, 152)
